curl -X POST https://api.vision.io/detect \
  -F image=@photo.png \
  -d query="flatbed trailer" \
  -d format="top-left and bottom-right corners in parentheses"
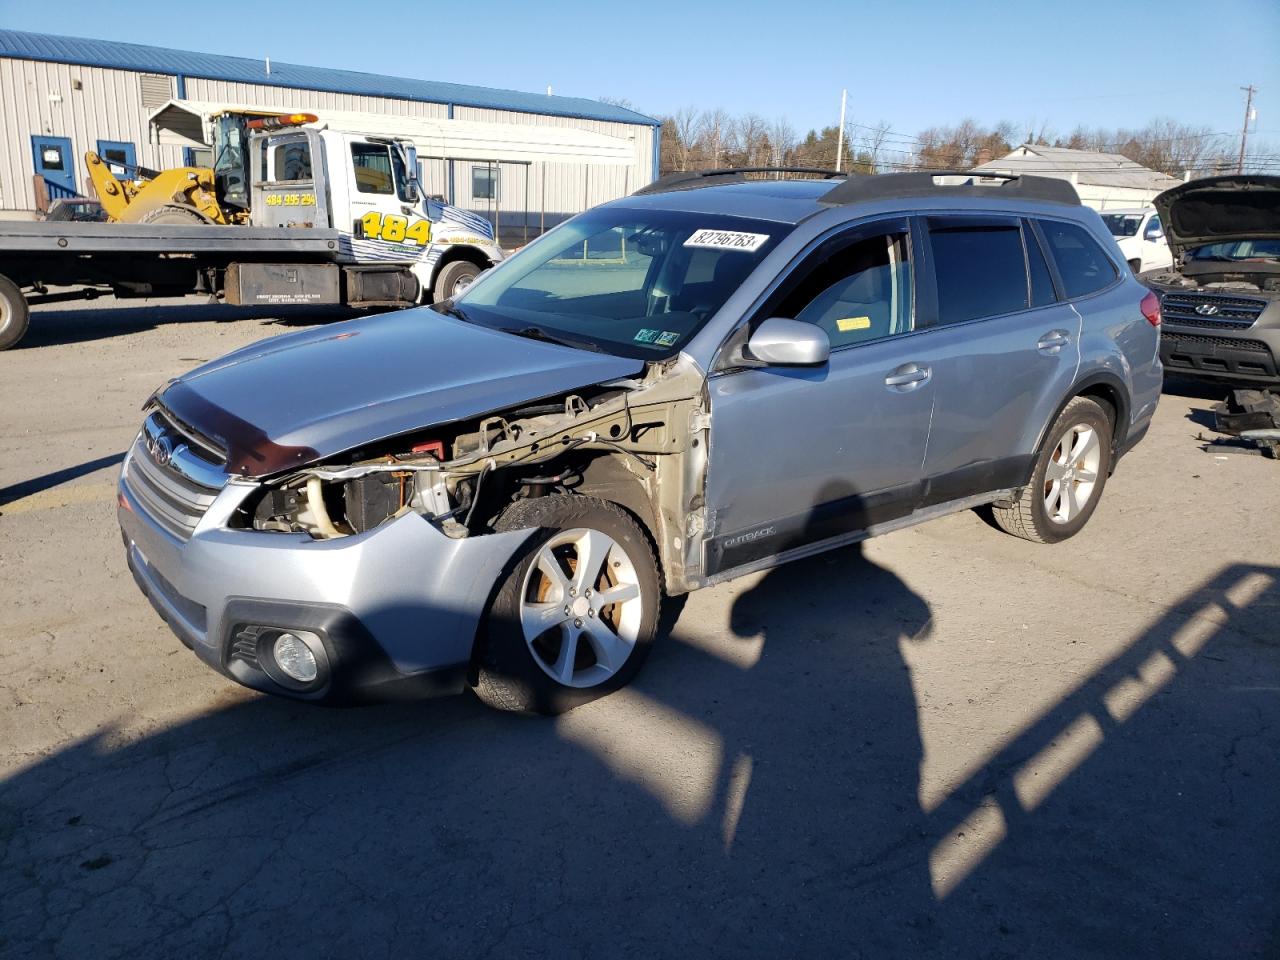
top-left (0, 114), bottom-right (505, 349)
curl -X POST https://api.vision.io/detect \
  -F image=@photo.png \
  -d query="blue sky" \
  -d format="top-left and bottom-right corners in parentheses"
top-left (2, 0), bottom-right (1278, 150)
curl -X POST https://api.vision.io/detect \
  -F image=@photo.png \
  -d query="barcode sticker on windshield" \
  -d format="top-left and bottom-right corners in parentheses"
top-left (684, 229), bottom-right (770, 252)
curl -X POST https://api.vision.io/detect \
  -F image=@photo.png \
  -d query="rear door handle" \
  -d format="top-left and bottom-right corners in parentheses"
top-left (1037, 331), bottom-right (1071, 354)
top-left (884, 362), bottom-right (932, 391)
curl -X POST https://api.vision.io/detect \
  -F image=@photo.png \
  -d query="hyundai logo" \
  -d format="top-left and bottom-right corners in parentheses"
top-left (145, 433), bottom-right (175, 468)
top-left (1195, 303), bottom-right (1220, 316)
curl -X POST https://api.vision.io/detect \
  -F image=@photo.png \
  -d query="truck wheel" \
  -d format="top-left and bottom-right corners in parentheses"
top-left (432, 260), bottom-right (481, 302)
top-left (473, 495), bottom-right (663, 715)
top-left (140, 205), bottom-right (209, 225)
top-left (992, 396), bottom-right (1112, 544)
top-left (0, 274), bottom-right (30, 350)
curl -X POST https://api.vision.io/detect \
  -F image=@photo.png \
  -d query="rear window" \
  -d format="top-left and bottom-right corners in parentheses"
top-left (1038, 220), bottom-right (1118, 298)
top-left (928, 219), bottom-right (1028, 324)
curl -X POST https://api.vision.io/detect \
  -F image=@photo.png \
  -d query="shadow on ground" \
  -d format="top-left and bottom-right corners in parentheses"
top-left (19, 299), bottom-right (360, 349)
top-left (1, 552), bottom-right (1276, 959)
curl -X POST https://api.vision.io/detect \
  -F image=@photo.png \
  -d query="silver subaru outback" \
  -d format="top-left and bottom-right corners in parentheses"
top-left (118, 170), bottom-right (1162, 711)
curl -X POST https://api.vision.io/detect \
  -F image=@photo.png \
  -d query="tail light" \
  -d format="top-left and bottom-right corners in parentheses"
top-left (1140, 290), bottom-right (1161, 327)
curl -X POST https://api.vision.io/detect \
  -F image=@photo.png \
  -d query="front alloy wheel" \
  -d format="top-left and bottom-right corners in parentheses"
top-left (474, 495), bottom-right (662, 713)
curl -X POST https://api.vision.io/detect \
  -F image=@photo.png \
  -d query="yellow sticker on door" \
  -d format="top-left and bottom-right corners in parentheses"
top-left (836, 316), bottom-right (871, 332)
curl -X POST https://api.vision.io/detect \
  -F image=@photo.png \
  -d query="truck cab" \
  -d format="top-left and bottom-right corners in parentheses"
top-left (217, 113), bottom-right (504, 302)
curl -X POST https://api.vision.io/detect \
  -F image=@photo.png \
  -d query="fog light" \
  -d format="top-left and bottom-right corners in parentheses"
top-left (273, 632), bottom-right (318, 682)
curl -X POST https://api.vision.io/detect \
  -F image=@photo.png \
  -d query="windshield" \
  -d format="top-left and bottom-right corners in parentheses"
top-left (1101, 213), bottom-right (1143, 238)
top-left (212, 115), bottom-right (249, 211)
top-left (1188, 239), bottom-right (1280, 262)
top-left (446, 208), bottom-right (790, 359)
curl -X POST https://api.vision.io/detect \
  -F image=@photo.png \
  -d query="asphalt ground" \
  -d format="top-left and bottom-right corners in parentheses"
top-left (1, 297), bottom-right (1278, 959)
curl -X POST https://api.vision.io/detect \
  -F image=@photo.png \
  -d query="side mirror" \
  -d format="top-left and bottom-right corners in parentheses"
top-left (1147, 229), bottom-right (1164, 241)
top-left (399, 142), bottom-right (420, 203)
top-left (746, 318), bottom-right (830, 366)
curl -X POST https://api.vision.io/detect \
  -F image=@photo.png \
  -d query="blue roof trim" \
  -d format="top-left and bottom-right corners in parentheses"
top-left (0, 29), bottom-right (662, 128)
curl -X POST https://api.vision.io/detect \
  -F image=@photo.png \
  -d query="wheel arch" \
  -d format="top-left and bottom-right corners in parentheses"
top-left (431, 244), bottom-right (495, 287)
top-left (1028, 371), bottom-right (1132, 483)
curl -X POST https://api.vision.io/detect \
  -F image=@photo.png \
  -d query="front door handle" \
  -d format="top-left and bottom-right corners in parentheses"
top-left (1037, 330), bottom-right (1071, 354)
top-left (884, 362), bottom-right (932, 391)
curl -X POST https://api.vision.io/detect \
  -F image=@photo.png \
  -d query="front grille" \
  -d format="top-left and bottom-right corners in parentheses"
top-left (123, 410), bottom-right (227, 540)
top-left (1162, 331), bottom-right (1269, 352)
top-left (1161, 292), bottom-right (1268, 330)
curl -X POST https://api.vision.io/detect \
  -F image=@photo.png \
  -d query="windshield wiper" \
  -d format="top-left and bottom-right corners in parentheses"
top-left (499, 325), bottom-right (607, 354)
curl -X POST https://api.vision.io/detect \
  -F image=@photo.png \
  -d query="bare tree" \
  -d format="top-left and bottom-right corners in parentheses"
top-left (852, 120), bottom-right (894, 173)
top-left (769, 116), bottom-right (797, 167)
top-left (734, 113), bottom-right (769, 166)
top-left (668, 107), bottom-right (702, 171)
top-left (701, 108), bottom-right (732, 168)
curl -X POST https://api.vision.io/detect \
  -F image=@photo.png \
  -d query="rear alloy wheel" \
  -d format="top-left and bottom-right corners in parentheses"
top-left (993, 396), bottom-right (1113, 544)
top-left (473, 495), bottom-right (661, 714)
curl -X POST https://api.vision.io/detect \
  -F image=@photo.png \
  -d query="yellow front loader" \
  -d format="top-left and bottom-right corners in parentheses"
top-left (84, 151), bottom-right (230, 225)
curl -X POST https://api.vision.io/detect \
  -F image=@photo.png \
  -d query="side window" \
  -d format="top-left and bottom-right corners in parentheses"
top-left (1026, 223), bottom-right (1058, 307)
top-left (771, 230), bottom-right (913, 348)
top-left (272, 141), bottom-right (312, 181)
top-left (1039, 220), bottom-right (1119, 299)
top-left (473, 166), bottom-right (498, 201)
top-left (929, 219), bottom-right (1028, 324)
top-left (350, 143), bottom-right (394, 195)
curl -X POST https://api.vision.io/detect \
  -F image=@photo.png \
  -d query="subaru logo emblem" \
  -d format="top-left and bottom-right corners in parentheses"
top-left (145, 433), bottom-right (175, 468)
top-left (1195, 303), bottom-right (1220, 316)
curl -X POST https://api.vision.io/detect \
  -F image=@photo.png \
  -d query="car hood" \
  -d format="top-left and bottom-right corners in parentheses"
top-left (155, 308), bottom-right (645, 478)
top-left (1154, 175), bottom-right (1280, 258)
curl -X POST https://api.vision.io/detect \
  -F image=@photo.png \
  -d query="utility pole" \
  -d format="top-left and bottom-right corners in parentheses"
top-left (835, 89), bottom-right (847, 172)
top-left (1238, 85), bottom-right (1256, 174)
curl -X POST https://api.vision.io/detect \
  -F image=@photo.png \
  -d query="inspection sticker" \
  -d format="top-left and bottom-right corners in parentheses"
top-left (655, 331), bottom-right (680, 346)
top-left (634, 328), bottom-right (659, 343)
top-left (684, 229), bottom-right (770, 252)
top-left (836, 316), bottom-right (871, 332)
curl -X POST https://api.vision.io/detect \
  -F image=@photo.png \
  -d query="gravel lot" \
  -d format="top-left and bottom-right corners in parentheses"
top-left (2, 297), bottom-right (1278, 959)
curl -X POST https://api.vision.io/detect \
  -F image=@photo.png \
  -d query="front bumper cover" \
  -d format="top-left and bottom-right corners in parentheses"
top-left (118, 460), bottom-right (534, 702)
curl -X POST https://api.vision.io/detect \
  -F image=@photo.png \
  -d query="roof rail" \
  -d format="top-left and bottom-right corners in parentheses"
top-left (820, 171), bottom-right (1081, 207)
top-left (633, 166), bottom-right (847, 196)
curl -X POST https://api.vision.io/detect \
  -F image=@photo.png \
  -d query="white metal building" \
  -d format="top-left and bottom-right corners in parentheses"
top-left (0, 29), bottom-right (660, 236)
top-left (973, 145), bottom-right (1182, 210)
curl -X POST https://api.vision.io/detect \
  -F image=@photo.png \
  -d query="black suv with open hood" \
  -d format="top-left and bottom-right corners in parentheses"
top-left (1145, 175), bottom-right (1280, 386)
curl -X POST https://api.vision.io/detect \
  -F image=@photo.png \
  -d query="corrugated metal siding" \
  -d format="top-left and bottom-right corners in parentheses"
top-left (1, 54), bottom-right (657, 221)
top-left (183, 78), bottom-right (450, 120)
top-left (0, 57), bottom-right (183, 210)
top-left (451, 107), bottom-right (653, 228)
top-left (0, 29), bottom-right (660, 127)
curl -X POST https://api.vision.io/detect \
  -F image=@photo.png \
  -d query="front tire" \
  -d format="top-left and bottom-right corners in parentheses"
top-left (473, 495), bottom-right (662, 714)
top-left (0, 273), bottom-right (30, 350)
top-left (432, 260), bottom-right (482, 303)
top-left (993, 396), bottom-right (1112, 544)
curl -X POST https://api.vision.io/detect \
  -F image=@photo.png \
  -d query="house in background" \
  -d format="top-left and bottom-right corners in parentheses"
top-left (973, 144), bottom-right (1182, 210)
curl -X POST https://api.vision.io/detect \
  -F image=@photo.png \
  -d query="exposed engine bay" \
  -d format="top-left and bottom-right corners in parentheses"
top-left (221, 357), bottom-right (710, 591)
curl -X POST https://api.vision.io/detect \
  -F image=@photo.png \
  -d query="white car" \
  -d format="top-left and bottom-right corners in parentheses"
top-left (1100, 207), bottom-right (1172, 275)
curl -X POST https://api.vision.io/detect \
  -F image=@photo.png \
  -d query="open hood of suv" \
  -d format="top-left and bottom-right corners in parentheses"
top-left (154, 308), bottom-right (645, 478)
top-left (1154, 175), bottom-right (1280, 259)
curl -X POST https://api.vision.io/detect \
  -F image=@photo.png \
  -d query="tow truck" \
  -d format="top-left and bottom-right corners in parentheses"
top-left (0, 110), bottom-right (504, 349)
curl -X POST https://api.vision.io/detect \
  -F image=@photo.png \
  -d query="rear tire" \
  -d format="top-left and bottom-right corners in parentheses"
top-left (432, 260), bottom-right (482, 303)
top-left (139, 204), bottom-right (209, 225)
top-left (0, 273), bottom-right (30, 350)
top-left (473, 495), bottom-right (662, 714)
top-left (993, 397), bottom-right (1112, 544)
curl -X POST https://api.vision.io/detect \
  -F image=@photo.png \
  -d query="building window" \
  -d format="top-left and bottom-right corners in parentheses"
top-left (472, 166), bottom-right (498, 201)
